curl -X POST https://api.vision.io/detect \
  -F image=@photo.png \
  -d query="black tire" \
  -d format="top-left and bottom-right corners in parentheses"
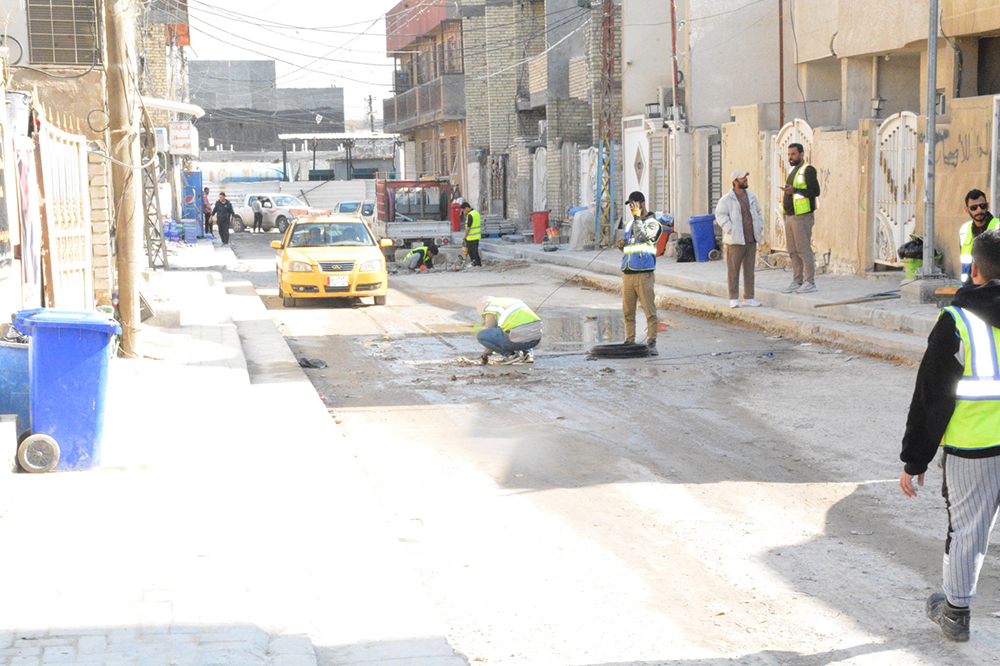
top-left (233, 215), bottom-right (246, 232)
top-left (374, 295), bottom-right (387, 306)
top-left (18, 434), bottom-right (59, 473)
top-left (276, 216), bottom-right (289, 233)
top-left (588, 342), bottom-right (651, 359)
top-left (283, 294), bottom-right (296, 308)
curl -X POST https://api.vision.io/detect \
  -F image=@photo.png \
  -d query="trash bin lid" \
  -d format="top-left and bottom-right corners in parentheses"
top-left (13, 309), bottom-right (122, 336)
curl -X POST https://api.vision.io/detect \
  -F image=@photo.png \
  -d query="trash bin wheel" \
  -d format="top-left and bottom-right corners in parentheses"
top-left (18, 434), bottom-right (59, 473)
top-left (708, 249), bottom-right (722, 261)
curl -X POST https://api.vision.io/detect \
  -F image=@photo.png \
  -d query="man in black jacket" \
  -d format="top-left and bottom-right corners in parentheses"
top-left (900, 229), bottom-right (1000, 642)
top-left (212, 192), bottom-right (235, 245)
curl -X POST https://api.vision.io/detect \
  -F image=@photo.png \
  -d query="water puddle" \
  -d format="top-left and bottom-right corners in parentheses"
top-left (542, 311), bottom-right (627, 351)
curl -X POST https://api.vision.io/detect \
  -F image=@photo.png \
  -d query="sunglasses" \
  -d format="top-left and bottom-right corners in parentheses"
top-left (970, 203), bottom-right (989, 211)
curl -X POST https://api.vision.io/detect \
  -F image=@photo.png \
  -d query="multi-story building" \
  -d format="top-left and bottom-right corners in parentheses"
top-left (189, 60), bottom-right (346, 152)
top-left (382, 0), bottom-right (467, 196)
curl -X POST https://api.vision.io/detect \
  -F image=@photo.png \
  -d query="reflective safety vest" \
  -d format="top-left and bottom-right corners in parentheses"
top-left (791, 162), bottom-right (816, 215)
top-left (620, 218), bottom-right (657, 272)
top-left (482, 297), bottom-right (540, 332)
top-left (406, 246), bottom-right (430, 263)
top-left (940, 306), bottom-right (1000, 452)
top-left (466, 209), bottom-right (482, 241)
top-left (959, 218), bottom-right (1000, 282)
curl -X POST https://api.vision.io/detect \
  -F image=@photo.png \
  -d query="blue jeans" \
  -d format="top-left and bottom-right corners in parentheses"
top-left (477, 327), bottom-right (540, 355)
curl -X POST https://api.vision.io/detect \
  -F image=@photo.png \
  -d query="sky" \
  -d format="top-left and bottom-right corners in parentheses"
top-left (184, 0), bottom-right (402, 122)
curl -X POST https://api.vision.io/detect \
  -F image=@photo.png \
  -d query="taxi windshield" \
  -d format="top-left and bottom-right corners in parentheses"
top-left (288, 222), bottom-right (373, 247)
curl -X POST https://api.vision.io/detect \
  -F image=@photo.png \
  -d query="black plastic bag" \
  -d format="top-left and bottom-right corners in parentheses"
top-left (897, 238), bottom-right (923, 259)
top-left (676, 236), bottom-right (695, 263)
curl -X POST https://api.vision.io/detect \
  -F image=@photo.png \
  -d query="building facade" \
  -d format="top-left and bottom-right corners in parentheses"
top-left (382, 0), bottom-right (467, 196)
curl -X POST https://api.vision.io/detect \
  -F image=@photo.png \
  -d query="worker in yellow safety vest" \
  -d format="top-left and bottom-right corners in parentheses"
top-left (461, 202), bottom-right (483, 267)
top-left (781, 143), bottom-right (821, 294)
top-left (475, 296), bottom-right (541, 364)
top-left (958, 189), bottom-right (1000, 283)
top-left (900, 228), bottom-right (1000, 642)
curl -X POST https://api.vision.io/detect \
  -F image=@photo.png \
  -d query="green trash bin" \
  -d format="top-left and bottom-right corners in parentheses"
top-left (902, 257), bottom-right (923, 279)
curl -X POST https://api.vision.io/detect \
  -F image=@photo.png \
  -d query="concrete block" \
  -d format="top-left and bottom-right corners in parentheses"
top-left (900, 276), bottom-right (956, 306)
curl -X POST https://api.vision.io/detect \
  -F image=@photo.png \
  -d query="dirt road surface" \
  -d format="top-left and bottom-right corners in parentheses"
top-left (228, 232), bottom-right (1000, 665)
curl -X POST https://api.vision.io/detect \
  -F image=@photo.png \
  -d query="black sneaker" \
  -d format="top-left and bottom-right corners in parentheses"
top-left (926, 593), bottom-right (970, 642)
top-left (647, 339), bottom-right (658, 356)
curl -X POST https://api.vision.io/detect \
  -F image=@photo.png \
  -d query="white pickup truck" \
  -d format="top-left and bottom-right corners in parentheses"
top-left (232, 193), bottom-right (329, 233)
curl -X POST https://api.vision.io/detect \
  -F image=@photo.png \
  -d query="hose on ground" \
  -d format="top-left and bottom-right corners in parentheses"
top-left (588, 342), bottom-right (650, 359)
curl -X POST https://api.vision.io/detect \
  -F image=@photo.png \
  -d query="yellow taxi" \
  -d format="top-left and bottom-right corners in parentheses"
top-left (271, 215), bottom-right (392, 307)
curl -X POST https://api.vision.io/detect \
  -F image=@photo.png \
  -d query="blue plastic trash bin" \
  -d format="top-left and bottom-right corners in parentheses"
top-left (13, 310), bottom-right (121, 471)
top-left (688, 214), bottom-right (717, 262)
top-left (0, 340), bottom-right (30, 435)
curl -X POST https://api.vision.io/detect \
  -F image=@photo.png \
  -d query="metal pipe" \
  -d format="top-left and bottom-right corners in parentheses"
top-left (921, 0), bottom-right (939, 276)
top-left (669, 0), bottom-right (680, 117)
top-left (779, 0), bottom-right (785, 127)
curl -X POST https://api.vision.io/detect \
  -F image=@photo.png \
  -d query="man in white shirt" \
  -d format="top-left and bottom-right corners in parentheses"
top-left (715, 170), bottom-right (764, 308)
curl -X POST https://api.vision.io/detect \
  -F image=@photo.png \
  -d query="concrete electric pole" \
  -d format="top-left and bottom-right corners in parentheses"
top-left (920, 0), bottom-right (941, 277)
top-left (105, 0), bottom-right (143, 355)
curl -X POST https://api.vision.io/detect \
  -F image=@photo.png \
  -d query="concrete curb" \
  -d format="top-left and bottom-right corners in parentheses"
top-left (482, 240), bottom-right (939, 339)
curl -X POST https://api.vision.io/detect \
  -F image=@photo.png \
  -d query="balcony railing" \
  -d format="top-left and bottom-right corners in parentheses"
top-left (383, 74), bottom-right (465, 133)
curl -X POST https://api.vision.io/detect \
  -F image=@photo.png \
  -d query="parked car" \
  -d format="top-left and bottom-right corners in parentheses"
top-left (271, 215), bottom-right (393, 307)
top-left (335, 200), bottom-right (376, 224)
top-left (232, 193), bottom-right (329, 233)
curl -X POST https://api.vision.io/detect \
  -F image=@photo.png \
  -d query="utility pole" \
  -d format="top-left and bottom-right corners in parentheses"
top-left (921, 0), bottom-right (941, 277)
top-left (778, 0), bottom-right (785, 126)
top-left (105, 0), bottom-right (142, 356)
top-left (595, 0), bottom-right (615, 248)
top-left (367, 95), bottom-right (375, 133)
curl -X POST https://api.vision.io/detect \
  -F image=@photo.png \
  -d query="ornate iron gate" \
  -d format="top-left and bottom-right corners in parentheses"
top-left (37, 119), bottom-right (92, 310)
top-left (490, 154), bottom-right (506, 218)
top-left (873, 112), bottom-right (918, 267)
top-left (707, 133), bottom-right (722, 213)
top-left (768, 119), bottom-right (813, 251)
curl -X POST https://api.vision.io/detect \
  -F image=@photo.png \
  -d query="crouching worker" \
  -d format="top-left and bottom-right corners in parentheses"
top-left (404, 244), bottom-right (438, 271)
top-left (476, 296), bottom-right (541, 365)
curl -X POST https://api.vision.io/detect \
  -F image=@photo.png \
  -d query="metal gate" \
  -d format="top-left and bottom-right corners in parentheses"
top-left (533, 147), bottom-right (547, 212)
top-left (649, 132), bottom-right (674, 215)
top-left (37, 118), bottom-right (93, 309)
top-left (708, 133), bottom-right (722, 213)
top-left (490, 154), bottom-right (507, 218)
top-left (873, 112), bottom-right (918, 267)
top-left (768, 119), bottom-right (813, 251)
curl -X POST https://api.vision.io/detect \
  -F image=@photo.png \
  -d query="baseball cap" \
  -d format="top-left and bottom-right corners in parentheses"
top-left (731, 170), bottom-right (749, 180)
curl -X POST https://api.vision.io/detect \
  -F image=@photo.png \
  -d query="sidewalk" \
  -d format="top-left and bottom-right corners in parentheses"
top-left (0, 240), bottom-right (467, 666)
top-left (482, 240), bottom-right (943, 362)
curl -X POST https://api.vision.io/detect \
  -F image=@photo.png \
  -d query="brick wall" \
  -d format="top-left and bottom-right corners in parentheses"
top-left (88, 152), bottom-right (113, 305)
top-left (143, 26), bottom-right (170, 127)
top-left (568, 56), bottom-right (589, 100)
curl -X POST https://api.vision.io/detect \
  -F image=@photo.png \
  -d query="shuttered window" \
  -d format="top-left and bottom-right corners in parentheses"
top-left (27, 0), bottom-right (101, 66)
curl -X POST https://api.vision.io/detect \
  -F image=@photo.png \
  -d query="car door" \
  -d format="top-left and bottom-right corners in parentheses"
top-left (275, 222), bottom-right (295, 278)
top-left (260, 197), bottom-right (278, 228)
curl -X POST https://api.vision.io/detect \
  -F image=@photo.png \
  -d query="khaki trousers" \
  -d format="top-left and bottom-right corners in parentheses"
top-left (622, 271), bottom-right (658, 342)
top-left (783, 212), bottom-right (815, 285)
top-left (726, 242), bottom-right (757, 300)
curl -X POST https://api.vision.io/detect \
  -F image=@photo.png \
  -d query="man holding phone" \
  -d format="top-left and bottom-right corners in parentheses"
top-left (619, 191), bottom-right (660, 356)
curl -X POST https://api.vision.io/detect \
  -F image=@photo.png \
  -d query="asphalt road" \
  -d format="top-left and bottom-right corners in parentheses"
top-left (228, 231), bottom-right (999, 665)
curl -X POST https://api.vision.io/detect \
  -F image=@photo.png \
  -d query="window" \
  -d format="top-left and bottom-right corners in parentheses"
top-left (421, 141), bottom-right (430, 174)
top-left (449, 136), bottom-right (458, 174)
top-left (439, 138), bottom-right (448, 176)
top-left (442, 22), bottom-right (463, 74)
top-left (27, 0), bottom-right (101, 66)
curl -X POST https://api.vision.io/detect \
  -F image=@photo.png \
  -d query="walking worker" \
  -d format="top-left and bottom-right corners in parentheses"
top-left (958, 189), bottom-right (999, 283)
top-left (461, 202), bottom-right (482, 267)
top-left (211, 192), bottom-right (235, 245)
top-left (899, 229), bottom-right (1000, 642)
top-left (251, 196), bottom-right (264, 233)
top-left (202, 187), bottom-right (212, 236)
top-left (715, 169), bottom-right (763, 308)
top-left (619, 191), bottom-right (660, 356)
top-left (781, 143), bottom-right (821, 293)
top-left (403, 243), bottom-right (438, 271)
top-left (476, 296), bottom-right (541, 365)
